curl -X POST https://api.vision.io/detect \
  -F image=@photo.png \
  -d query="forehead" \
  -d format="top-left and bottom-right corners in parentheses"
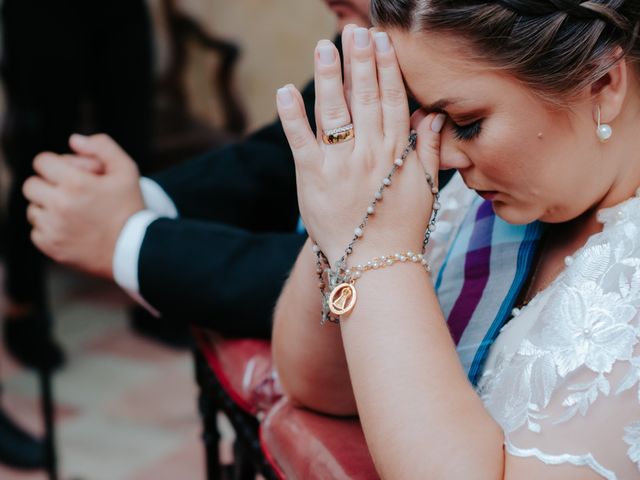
top-left (388, 30), bottom-right (517, 107)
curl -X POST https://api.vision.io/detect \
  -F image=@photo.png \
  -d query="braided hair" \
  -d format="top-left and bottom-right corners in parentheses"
top-left (371, 0), bottom-right (640, 104)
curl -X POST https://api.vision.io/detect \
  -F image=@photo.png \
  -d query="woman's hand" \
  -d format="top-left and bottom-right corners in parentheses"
top-left (276, 26), bottom-right (445, 265)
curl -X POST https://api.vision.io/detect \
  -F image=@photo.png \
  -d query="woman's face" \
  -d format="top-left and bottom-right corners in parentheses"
top-left (390, 30), bottom-right (616, 225)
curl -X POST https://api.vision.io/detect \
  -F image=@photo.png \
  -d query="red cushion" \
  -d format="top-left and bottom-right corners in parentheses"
top-left (260, 398), bottom-right (379, 479)
top-left (194, 330), bottom-right (281, 415)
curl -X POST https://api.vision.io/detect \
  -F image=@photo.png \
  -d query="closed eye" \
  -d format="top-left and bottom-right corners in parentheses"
top-left (451, 119), bottom-right (482, 141)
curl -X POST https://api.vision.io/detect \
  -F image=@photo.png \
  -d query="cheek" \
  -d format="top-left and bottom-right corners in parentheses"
top-left (463, 120), bottom-right (540, 185)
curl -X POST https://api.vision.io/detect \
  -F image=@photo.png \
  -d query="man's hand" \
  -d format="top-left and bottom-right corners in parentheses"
top-left (23, 134), bottom-right (146, 279)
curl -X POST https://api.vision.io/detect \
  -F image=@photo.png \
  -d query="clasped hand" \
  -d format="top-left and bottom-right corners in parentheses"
top-left (276, 26), bottom-right (445, 265)
top-left (22, 134), bottom-right (145, 279)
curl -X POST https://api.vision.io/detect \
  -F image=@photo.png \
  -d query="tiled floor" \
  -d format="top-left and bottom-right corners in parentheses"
top-left (0, 265), bottom-right (221, 480)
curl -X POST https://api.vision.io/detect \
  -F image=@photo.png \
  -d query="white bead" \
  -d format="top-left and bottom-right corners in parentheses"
top-left (564, 256), bottom-right (574, 266)
top-left (345, 269), bottom-right (351, 276)
top-left (411, 255), bottom-right (419, 262)
top-left (428, 224), bottom-right (437, 232)
top-left (372, 262), bottom-right (380, 269)
top-left (407, 251), bottom-right (415, 257)
top-left (367, 206), bottom-right (375, 215)
top-left (399, 255), bottom-right (407, 262)
top-left (394, 253), bottom-right (402, 260)
top-left (375, 191), bottom-right (383, 200)
top-left (312, 244), bottom-right (320, 253)
top-left (383, 178), bottom-right (391, 186)
top-left (417, 254), bottom-right (423, 260)
top-left (353, 271), bottom-right (362, 279)
top-left (394, 158), bottom-right (404, 167)
top-left (511, 307), bottom-right (521, 317)
top-left (597, 124), bottom-right (612, 142)
top-left (421, 258), bottom-right (429, 266)
top-left (354, 227), bottom-right (363, 237)
top-left (433, 202), bottom-right (441, 211)
top-left (356, 264), bottom-right (363, 271)
top-left (432, 187), bottom-right (439, 194)
top-left (386, 259), bottom-right (394, 266)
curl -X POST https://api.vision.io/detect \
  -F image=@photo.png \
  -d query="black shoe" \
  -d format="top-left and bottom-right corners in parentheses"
top-left (0, 405), bottom-right (45, 470)
top-left (3, 313), bottom-right (66, 371)
top-left (129, 306), bottom-right (193, 350)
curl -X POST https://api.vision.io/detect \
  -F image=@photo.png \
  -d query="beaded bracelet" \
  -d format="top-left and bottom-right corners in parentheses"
top-left (312, 131), bottom-right (441, 324)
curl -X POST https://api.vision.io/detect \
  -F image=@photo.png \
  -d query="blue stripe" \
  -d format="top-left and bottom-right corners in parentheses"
top-left (468, 221), bottom-right (543, 385)
top-left (296, 217), bottom-right (306, 235)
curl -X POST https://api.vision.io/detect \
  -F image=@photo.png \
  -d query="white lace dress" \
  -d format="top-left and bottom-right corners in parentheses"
top-left (476, 189), bottom-right (640, 479)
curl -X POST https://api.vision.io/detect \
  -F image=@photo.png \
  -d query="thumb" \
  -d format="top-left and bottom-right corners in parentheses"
top-left (63, 154), bottom-right (106, 175)
top-left (413, 112), bottom-right (445, 188)
top-left (69, 133), bottom-right (133, 172)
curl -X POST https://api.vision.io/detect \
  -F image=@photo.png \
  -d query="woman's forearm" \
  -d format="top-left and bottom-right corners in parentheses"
top-left (272, 238), bottom-right (357, 415)
top-left (339, 259), bottom-right (504, 479)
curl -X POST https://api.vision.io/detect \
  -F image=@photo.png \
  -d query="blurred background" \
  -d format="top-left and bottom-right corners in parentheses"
top-left (0, 0), bottom-right (335, 478)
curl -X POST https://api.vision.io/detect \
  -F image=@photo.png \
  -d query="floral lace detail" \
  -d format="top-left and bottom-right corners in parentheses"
top-left (624, 421), bottom-right (640, 472)
top-left (505, 441), bottom-right (617, 480)
top-left (478, 192), bottom-right (640, 477)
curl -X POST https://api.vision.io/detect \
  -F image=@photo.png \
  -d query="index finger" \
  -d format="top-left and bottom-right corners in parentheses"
top-left (373, 32), bottom-right (410, 140)
top-left (341, 24), bottom-right (357, 106)
top-left (63, 154), bottom-right (105, 174)
top-left (33, 153), bottom-right (90, 185)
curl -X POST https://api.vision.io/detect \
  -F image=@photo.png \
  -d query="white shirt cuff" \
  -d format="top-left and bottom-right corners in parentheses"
top-left (139, 177), bottom-right (179, 218)
top-left (112, 210), bottom-right (162, 317)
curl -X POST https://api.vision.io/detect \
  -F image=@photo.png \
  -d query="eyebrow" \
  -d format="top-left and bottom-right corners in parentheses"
top-left (403, 80), bottom-right (460, 112)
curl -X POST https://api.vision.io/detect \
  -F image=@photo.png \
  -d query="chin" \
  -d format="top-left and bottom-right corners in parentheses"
top-left (491, 201), bottom-right (540, 226)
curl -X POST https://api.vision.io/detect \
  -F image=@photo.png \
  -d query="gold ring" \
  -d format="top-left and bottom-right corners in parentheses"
top-left (322, 123), bottom-right (355, 145)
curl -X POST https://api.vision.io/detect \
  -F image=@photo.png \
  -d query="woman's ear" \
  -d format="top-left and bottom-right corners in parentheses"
top-left (591, 47), bottom-right (628, 125)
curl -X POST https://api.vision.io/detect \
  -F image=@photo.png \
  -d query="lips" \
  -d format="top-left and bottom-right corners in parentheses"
top-left (475, 190), bottom-right (498, 201)
top-left (325, 0), bottom-right (353, 8)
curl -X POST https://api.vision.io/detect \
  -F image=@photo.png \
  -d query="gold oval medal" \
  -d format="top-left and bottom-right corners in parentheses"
top-left (329, 283), bottom-right (357, 316)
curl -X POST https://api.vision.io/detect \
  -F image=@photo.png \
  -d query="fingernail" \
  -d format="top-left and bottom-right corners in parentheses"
top-left (277, 87), bottom-right (294, 107)
top-left (70, 133), bottom-right (88, 146)
top-left (374, 32), bottom-right (390, 53)
top-left (318, 44), bottom-right (335, 65)
top-left (354, 28), bottom-right (370, 48)
top-left (431, 114), bottom-right (447, 133)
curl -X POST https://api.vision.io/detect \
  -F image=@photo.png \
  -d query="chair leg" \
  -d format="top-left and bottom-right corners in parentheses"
top-left (38, 325), bottom-right (58, 480)
top-left (194, 351), bottom-right (222, 480)
top-left (233, 438), bottom-right (256, 480)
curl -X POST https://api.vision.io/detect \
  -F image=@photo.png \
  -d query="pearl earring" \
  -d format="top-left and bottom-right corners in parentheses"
top-left (596, 105), bottom-right (612, 143)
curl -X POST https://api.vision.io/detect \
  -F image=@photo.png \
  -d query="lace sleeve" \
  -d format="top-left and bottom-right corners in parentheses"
top-left (478, 197), bottom-right (640, 479)
top-left (505, 332), bottom-right (640, 479)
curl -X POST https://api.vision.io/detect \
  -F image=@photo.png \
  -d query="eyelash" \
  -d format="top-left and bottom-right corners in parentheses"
top-left (451, 119), bottom-right (483, 141)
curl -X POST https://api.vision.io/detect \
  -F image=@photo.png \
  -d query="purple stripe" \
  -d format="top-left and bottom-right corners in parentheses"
top-left (447, 201), bottom-right (495, 345)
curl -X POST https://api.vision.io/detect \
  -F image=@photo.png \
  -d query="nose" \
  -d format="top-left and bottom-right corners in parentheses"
top-left (439, 136), bottom-right (473, 170)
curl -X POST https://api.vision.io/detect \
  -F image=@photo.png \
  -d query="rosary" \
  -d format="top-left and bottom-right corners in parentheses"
top-left (312, 131), bottom-right (441, 325)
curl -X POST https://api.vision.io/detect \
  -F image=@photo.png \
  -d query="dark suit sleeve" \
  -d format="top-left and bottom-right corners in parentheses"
top-left (149, 79), bottom-right (317, 233)
top-left (138, 217), bottom-right (306, 338)
top-left (138, 75), bottom-right (316, 334)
